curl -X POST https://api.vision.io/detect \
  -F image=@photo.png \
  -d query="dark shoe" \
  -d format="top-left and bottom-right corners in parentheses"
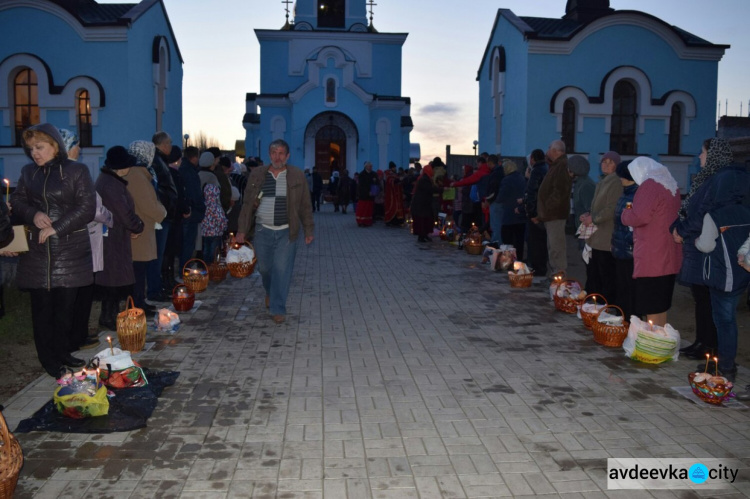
top-left (721, 366), bottom-right (737, 383)
top-left (148, 291), bottom-right (172, 303)
top-left (140, 303), bottom-right (157, 315)
top-left (45, 364), bottom-right (65, 378)
top-left (679, 340), bottom-right (702, 354)
top-left (61, 354), bottom-right (86, 368)
top-left (683, 343), bottom-right (714, 360)
top-left (79, 334), bottom-right (100, 350)
top-left (736, 386), bottom-right (750, 401)
top-left (272, 314), bottom-right (285, 324)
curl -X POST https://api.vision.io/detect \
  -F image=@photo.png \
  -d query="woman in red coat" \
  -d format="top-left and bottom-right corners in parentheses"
top-left (621, 157), bottom-right (682, 327)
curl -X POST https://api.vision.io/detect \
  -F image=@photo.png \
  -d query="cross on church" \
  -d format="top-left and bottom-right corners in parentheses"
top-left (282, 0), bottom-right (293, 22)
top-left (367, 0), bottom-right (377, 26)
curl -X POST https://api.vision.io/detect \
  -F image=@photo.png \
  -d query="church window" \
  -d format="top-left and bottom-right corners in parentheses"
top-left (76, 90), bottom-right (92, 147)
top-left (562, 99), bottom-right (576, 153)
top-left (668, 103), bottom-right (682, 155)
top-left (155, 45), bottom-right (167, 131)
top-left (326, 78), bottom-right (336, 104)
top-left (14, 68), bottom-right (39, 146)
top-left (610, 80), bottom-right (637, 155)
top-left (318, 0), bottom-right (345, 28)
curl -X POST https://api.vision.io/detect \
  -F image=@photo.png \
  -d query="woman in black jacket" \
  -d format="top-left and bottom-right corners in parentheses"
top-left (10, 123), bottom-right (96, 377)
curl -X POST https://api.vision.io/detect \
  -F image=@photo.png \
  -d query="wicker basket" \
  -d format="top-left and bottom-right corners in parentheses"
top-left (227, 242), bottom-right (257, 279)
top-left (580, 294), bottom-right (607, 330)
top-left (116, 296), bottom-right (147, 353)
top-left (182, 258), bottom-right (209, 293)
top-left (0, 410), bottom-right (23, 499)
top-left (208, 260), bottom-right (228, 282)
top-left (172, 285), bottom-right (195, 312)
top-left (592, 305), bottom-right (629, 347)
top-left (688, 372), bottom-right (734, 405)
top-left (465, 242), bottom-right (483, 255)
top-left (553, 279), bottom-right (584, 314)
top-left (508, 271), bottom-right (534, 288)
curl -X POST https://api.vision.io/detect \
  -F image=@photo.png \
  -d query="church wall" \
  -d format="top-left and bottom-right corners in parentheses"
top-left (359, 43), bottom-right (402, 96)
top-left (259, 40), bottom-right (303, 94)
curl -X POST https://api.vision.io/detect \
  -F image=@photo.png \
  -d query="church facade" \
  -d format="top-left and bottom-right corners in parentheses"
top-left (0, 0), bottom-right (182, 183)
top-left (476, 0), bottom-right (728, 190)
top-left (244, 0), bottom-right (414, 177)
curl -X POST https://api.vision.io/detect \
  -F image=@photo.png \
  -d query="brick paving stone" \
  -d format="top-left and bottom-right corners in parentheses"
top-left (5, 209), bottom-right (750, 497)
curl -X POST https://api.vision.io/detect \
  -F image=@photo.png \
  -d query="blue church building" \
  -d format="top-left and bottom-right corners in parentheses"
top-left (0, 0), bottom-right (182, 183)
top-left (476, 0), bottom-right (728, 190)
top-left (244, 0), bottom-right (414, 177)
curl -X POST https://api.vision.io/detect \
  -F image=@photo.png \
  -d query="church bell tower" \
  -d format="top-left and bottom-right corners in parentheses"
top-left (292, 0), bottom-right (369, 31)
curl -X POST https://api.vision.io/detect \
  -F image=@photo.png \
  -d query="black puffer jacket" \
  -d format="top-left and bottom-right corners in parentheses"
top-left (11, 123), bottom-right (96, 289)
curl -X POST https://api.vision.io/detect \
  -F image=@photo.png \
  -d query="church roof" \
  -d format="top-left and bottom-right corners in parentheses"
top-left (477, 8), bottom-right (728, 79)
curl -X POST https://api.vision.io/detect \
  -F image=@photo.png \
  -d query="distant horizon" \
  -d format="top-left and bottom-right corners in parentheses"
top-left (100, 0), bottom-right (750, 163)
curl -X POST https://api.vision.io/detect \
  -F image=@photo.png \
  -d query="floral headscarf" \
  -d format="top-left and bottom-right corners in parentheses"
top-left (679, 138), bottom-right (733, 220)
top-left (627, 157), bottom-right (678, 196)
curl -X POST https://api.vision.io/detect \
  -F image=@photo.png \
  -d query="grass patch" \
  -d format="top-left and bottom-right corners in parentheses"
top-left (0, 284), bottom-right (33, 344)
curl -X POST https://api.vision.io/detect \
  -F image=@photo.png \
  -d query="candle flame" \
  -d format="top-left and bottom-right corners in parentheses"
top-left (3, 179), bottom-right (8, 186)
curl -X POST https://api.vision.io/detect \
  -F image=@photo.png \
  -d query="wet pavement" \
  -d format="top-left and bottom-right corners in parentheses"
top-left (3, 206), bottom-right (750, 498)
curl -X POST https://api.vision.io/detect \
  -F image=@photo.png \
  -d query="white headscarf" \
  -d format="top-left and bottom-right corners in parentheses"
top-left (627, 157), bottom-right (678, 196)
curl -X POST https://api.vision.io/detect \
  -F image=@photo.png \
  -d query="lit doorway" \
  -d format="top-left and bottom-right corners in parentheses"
top-left (314, 125), bottom-right (346, 180)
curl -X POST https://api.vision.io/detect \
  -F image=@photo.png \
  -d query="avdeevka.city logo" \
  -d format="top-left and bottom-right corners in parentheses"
top-left (607, 458), bottom-right (743, 490)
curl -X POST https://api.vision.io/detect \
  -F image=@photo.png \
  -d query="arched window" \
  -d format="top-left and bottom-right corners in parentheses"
top-left (76, 89), bottom-right (92, 147)
top-left (318, 0), bottom-right (345, 28)
top-left (562, 99), bottom-right (577, 153)
top-left (155, 45), bottom-right (167, 131)
top-left (610, 80), bottom-right (637, 155)
top-left (326, 78), bottom-right (336, 104)
top-left (668, 103), bottom-right (682, 155)
top-left (14, 68), bottom-right (39, 146)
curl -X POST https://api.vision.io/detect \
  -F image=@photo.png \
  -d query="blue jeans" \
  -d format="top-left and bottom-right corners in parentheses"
top-left (253, 225), bottom-right (299, 316)
top-left (489, 203), bottom-right (504, 243)
top-left (180, 221), bottom-right (199, 271)
top-left (202, 236), bottom-right (222, 265)
top-left (147, 221), bottom-right (170, 299)
top-left (710, 287), bottom-right (744, 372)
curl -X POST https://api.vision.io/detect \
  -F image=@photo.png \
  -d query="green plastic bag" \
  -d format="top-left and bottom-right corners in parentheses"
top-left (54, 382), bottom-right (109, 419)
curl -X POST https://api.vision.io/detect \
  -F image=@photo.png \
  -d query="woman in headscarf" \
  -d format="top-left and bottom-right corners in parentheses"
top-left (620, 157), bottom-right (682, 327)
top-left (410, 164), bottom-right (441, 242)
top-left (10, 124), bottom-right (96, 376)
top-left (355, 161), bottom-right (378, 227)
top-left (669, 138), bottom-right (733, 360)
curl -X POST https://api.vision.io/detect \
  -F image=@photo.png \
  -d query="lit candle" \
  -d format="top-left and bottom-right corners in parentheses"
top-left (3, 179), bottom-right (8, 202)
top-left (593, 296), bottom-right (597, 305)
top-left (107, 336), bottom-right (114, 355)
top-left (96, 367), bottom-right (100, 387)
top-left (713, 356), bottom-right (718, 377)
top-left (704, 353), bottom-right (710, 373)
top-left (648, 320), bottom-right (653, 331)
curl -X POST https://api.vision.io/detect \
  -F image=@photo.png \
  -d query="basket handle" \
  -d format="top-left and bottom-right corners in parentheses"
top-left (595, 304), bottom-right (626, 320)
top-left (582, 293), bottom-right (607, 306)
top-left (125, 296), bottom-right (136, 311)
top-left (0, 410), bottom-right (11, 454)
top-left (183, 258), bottom-right (208, 274)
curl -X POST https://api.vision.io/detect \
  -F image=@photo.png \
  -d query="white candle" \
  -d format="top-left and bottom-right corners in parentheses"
top-left (107, 336), bottom-right (114, 355)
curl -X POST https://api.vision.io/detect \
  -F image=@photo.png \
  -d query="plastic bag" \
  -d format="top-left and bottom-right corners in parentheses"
top-left (622, 316), bottom-right (680, 364)
top-left (96, 347), bottom-right (149, 389)
top-left (155, 308), bottom-right (180, 332)
top-left (54, 383), bottom-right (109, 419)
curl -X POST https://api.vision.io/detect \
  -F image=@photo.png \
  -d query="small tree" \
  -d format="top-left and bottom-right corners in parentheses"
top-left (183, 131), bottom-right (222, 151)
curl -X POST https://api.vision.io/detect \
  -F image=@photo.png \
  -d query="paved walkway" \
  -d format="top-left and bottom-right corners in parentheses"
top-left (4, 206), bottom-right (750, 498)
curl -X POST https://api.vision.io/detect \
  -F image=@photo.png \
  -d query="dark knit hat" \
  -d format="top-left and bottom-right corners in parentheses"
top-left (167, 145), bottom-right (182, 164)
top-left (567, 155), bottom-right (590, 177)
top-left (601, 151), bottom-right (621, 165)
top-left (615, 160), bottom-right (634, 181)
top-left (105, 146), bottom-right (137, 170)
top-left (207, 147), bottom-right (221, 158)
top-left (219, 156), bottom-right (232, 169)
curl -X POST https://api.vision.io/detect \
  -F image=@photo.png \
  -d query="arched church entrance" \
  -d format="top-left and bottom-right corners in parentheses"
top-left (304, 112), bottom-right (358, 179)
top-left (315, 125), bottom-right (346, 181)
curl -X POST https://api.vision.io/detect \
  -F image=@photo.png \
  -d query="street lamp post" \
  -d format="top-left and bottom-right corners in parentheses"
top-left (183, 134), bottom-right (189, 148)
top-left (472, 140), bottom-right (478, 156)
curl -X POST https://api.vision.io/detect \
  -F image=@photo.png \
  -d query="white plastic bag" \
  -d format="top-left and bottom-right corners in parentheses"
top-left (622, 316), bottom-right (680, 363)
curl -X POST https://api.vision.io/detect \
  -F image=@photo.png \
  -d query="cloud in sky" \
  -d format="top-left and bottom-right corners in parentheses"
top-left (418, 103), bottom-right (461, 115)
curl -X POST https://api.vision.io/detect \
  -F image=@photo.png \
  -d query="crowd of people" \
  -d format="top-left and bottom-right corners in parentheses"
top-left (0, 125), bottom-right (269, 377)
top-left (2, 124), bottom-right (749, 395)
top-left (349, 139), bottom-right (750, 390)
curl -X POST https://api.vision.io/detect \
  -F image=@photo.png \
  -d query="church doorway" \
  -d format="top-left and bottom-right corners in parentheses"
top-left (314, 125), bottom-right (346, 181)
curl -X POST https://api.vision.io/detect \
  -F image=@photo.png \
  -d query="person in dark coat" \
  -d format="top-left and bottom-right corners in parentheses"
top-left (337, 169), bottom-right (352, 214)
top-left (410, 164), bottom-right (441, 242)
top-left (496, 160), bottom-right (527, 260)
top-left (522, 149), bottom-right (549, 275)
top-left (312, 167), bottom-right (323, 211)
top-left (10, 123), bottom-right (96, 376)
top-left (163, 145), bottom-right (188, 291)
top-left (356, 162), bottom-right (378, 226)
top-left (95, 146), bottom-right (145, 330)
top-left (611, 161), bottom-right (637, 320)
top-left (178, 146), bottom-right (206, 269)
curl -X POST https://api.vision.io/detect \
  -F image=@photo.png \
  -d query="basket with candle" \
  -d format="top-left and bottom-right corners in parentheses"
top-left (580, 294), bottom-right (607, 329)
top-left (507, 261), bottom-right (534, 288)
top-left (464, 225), bottom-right (483, 255)
top-left (0, 406), bottom-right (23, 499)
top-left (53, 363), bottom-right (109, 419)
top-left (623, 316), bottom-right (680, 364)
top-left (172, 284), bottom-right (195, 312)
top-left (116, 296), bottom-right (147, 352)
top-left (592, 305), bottom-right (629, 347)
top-left (226, 241), bottom-right (257, 278)
top-left (548, 272), bottom-right (566, 300)
top-left (689, 355), bottom-right (734, 405)
top-left (182, 258), bottom-right (209, 293)
top-left (207, 250), bottom-right (229, 282)
top-left (553, 279), bottom-right (585, 314)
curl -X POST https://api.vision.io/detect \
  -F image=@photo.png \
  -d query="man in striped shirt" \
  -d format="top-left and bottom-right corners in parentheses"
top-left (236, 139), bottom-right (315, 324)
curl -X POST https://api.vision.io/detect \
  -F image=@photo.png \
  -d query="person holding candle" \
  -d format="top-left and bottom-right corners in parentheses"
top-left (620, 157), bottom-right (682, 327)
top-left (10, 124), bottom-right (96, 376)
top-left (236, 139), bottom-right (314, 324)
